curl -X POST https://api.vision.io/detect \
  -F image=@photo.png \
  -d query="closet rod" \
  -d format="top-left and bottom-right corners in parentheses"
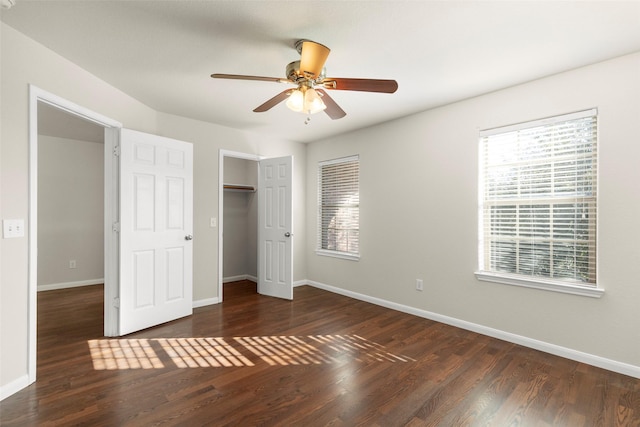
top-left (223, 184), bottom-right (256, 192)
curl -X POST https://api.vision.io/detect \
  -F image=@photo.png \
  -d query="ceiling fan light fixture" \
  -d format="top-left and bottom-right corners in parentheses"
top-left (303, 88), bottom-right (326, 114)
top-left (286, 87), bottom-right (326, 115)
top-left (286, 89), bottom-right (305, 112)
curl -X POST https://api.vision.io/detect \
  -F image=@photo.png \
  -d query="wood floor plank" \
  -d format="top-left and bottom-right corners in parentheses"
top-left (1, 280), bottom-right (639, 426)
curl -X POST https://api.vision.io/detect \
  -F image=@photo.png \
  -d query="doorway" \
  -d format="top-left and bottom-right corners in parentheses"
top-left (28, 86), bottom-right (195, 387)
top-left (222, 156), bottom-right (259, 294)
top-left (37, 102), bottom-right (105, 293)
top-left (218, 150), bottom-right (294, 302)
top-left (28, 85), bottom-right (122, 385)
top-left (217, 150), bottom-right (262, 302)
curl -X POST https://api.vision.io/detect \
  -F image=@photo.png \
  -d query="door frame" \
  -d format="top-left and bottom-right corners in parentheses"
top-left (217, 149), bottom-right (263, 302)
top-left (28, 85), bottom-right (122, 383)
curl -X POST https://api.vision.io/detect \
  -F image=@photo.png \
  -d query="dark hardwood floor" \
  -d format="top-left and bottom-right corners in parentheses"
top-left (1, 281), bottom-right (639, 426)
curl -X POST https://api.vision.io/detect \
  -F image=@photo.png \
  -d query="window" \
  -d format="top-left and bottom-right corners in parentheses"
top-left (476, 109), bottom-right (603, 297)
top-left (317, 155), bottom-right (360, 260)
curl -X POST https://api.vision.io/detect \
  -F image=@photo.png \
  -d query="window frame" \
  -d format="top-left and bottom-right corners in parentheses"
top-left (316, 155), bottom-right (360, 261)
top-left (475, 109), bottom-right (604, 298)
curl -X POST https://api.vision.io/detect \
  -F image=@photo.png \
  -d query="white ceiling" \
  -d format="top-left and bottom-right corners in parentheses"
top-left (3, 1), bottom-right (640, 143)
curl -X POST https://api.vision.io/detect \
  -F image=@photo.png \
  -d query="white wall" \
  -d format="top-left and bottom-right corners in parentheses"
top-left (306, 52), bottom-right (640, 371)
top-left (37, 135), bottom-right (104, 288)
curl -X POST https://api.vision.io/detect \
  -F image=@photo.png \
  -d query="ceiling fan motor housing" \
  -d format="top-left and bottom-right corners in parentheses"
top-left (286, 61), bottom-right (326, 85)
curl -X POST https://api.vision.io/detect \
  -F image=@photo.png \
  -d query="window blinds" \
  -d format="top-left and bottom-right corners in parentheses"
top-left (479, 109), bottom-right (597, 285)
top-left (318, 155), bottom-right (360, 256)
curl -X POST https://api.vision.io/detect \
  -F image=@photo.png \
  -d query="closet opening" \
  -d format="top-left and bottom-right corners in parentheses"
top-left (218, 151), bottom-right (262, 302)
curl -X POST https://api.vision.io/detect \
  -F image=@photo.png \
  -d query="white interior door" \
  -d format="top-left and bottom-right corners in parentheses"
top-left (119, 129), bottom-right (193, 335)
top-left (258, 156), bottom-right (293, 300)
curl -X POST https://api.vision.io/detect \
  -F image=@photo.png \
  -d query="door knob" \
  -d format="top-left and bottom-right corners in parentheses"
top-left (284, 232), bottom-right (292, 238)
top-left (185, 235), bottom-right (193, 240)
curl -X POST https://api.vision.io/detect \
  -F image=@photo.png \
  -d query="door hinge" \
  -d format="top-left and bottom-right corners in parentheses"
top-left (112, 222), bottom-right (120, 232)
top-left (113, 145), bottom-right (120, 157)
top-left (113, 297), bottom-right (120, 308)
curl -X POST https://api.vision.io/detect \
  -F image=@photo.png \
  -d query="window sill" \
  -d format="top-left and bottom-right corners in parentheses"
top-left (474, 271), bottom-right (604, 298)
top-left (316, 249), bottom-right (360, 261)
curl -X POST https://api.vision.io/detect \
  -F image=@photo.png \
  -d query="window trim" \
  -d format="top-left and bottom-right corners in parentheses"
top-left (317, 155), bottom-right (360, 261)
top-left (479, 108), bottom-right (598, 138)
top-left (315, 248), bottom-right (360, 261)
top-left (476, 109), bottom-right (604, 297)
top-left (474, 271), bottom-right (604, 298)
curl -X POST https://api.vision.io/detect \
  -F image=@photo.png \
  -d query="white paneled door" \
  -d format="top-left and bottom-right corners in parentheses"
top-left (258, 156), bottom-right (293, 300)
top-left (119, 129), bottom-right (193, 335)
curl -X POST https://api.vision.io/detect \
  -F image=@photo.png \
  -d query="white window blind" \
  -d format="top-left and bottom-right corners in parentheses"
top-left (317, 155), bottom-right (360, 259)
top-left (478, 109), bottom-right (597, 287)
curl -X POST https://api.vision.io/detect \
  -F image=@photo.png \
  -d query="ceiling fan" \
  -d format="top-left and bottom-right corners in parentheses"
top-left (211, 40), bottom-right (398, 121)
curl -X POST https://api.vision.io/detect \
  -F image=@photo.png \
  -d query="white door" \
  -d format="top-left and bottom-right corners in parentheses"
top-left (119, 129), bottom-right (193, 335)
top-left (258, 156), bottom-right (293, 300)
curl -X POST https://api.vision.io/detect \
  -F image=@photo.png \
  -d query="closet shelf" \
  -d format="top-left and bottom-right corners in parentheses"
top-left (223, 184), bottom-right (256, 193)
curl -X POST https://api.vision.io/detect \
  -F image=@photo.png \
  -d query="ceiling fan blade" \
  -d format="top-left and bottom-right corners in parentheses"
top-left (299, 40), bottom-right (330, 79)
top-left (253, 89), bottom-right (294, 112)
top-left (316, 89), bottom-right (346, 120)
top-left (211, 73), bottom-right (290, 84)
top-left (322, 78), bottom-right (398, 93)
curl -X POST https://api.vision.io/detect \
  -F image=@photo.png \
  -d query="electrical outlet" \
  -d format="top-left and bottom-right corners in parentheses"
top-left (69, 260), bottom-right (77, 269)
top-left (3, 219), bottom-right (25, 238)
top-left (416, 279), bottom-right (423, 291)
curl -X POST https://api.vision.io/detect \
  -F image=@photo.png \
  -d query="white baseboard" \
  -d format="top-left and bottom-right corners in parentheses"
top-left (223, 274), bottom-right (257, 283)
top-left (0, 374), bottom-right (31, 401)
top-left (37, 279), bottom-right (104, 292)
top-left (305, 280), bottom-right (640, 379)
top-left (224, 276), bottom-right (303, 286)
top-left (193, 297), bottom-right (220, 309)
top-left (201, 277), bottom-right (300, 307)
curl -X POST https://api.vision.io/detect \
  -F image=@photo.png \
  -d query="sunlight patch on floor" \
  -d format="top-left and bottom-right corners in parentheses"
top-left (88, 339), bottom-right (164, 370)
top-left (309, 334), bottom-right (416, 363)
top-left (156, 337), bottom-right (254, 368)
top-left (88, 335), bottom-right (414, 370)
top-left (235, 335), bottom-right (333, 366)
